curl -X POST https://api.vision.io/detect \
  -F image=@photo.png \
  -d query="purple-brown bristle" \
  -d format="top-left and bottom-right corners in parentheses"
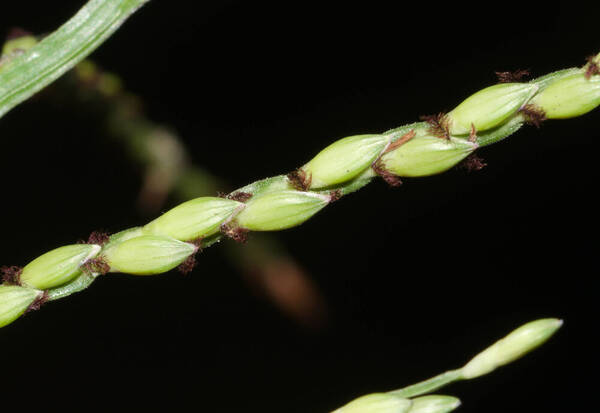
top-left (384, 130), bottom-right (416, 154)
top-left (82, 255), bottom-right (111, 275)
top-left (519, 104), bottom-right (547, 128)
top-left (177, 255), bottom-right (197, 275)
top-left (177, 238), bottom-right (203, 274)
top-left (460, 153), bottom-right (487, 172)
top-left (372, 161), bottom-right (403, 187)
top-left (87, 231), bottom-right (110, 246)
top-left (495, 69), bottom-right (530, 83)
top-left (585, 56), bottom-right (600, 79)
top-left (227, 191), bottom-right (253, 202)
top-left (328, 189), bottom-right (343, 202)
top-left (420, 113), bottom-right (451, 140)
top-left (190, 237), bottom-right (204, 250)
top-left (25, 291), bottom-right (49, 313)
top-left (1, 265), bottom-right (23, 285)
top-left (468, 123), bottom-right (478, 143)
top-left (287, 169), bottom-right (312, 191)
top-left (220, 223), bottom-right (249, 243)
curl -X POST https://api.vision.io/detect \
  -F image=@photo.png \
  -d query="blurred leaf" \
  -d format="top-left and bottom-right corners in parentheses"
top-left (0, 0), bottom-right (149, 119)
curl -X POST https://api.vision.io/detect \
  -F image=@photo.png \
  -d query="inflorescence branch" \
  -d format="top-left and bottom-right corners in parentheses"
top-left (1, 46), bottom-right (599, 329)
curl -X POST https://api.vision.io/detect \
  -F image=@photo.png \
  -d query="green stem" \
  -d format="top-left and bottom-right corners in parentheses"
top-left (389, 369), bottom-right (464, 398)
top-left (0, 0), bottom-right (149, 119)
top-left (390, 369), bottom-right (464, 398)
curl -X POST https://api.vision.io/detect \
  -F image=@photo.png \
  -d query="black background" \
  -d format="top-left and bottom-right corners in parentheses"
top-left (0, 1), bottom-right (598, 412)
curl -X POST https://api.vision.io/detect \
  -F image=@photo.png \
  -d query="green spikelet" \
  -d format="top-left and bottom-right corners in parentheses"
top-left (447, 83), bottom-right (537, 135)
top-left (236, 190), bottom-right (329, 231)
top-left (20, 244), bottom-right (101, 290)
top-left (302, 134), bottom-right (388, 189)
top-left (531, 72), bottom-right (600, 118)
top-left (104, 235), bottom-right (197, 275)
top-left (380, 135), bottom-right (477, 177)
top-left (144, 197), bottom-right (243, 241)
top-left (0, 286), bottom-right (42, 328)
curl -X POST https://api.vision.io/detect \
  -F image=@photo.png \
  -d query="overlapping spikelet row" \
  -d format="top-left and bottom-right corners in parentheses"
top-left (1, 52), bottom-right (598, 329)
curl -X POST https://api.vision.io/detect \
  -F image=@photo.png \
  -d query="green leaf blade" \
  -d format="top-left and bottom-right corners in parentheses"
top-left (0, 0), bottom-right (149, 119)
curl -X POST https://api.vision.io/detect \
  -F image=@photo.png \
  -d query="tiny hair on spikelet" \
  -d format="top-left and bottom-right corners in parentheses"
top-left (25, 291), bottom-right (49, 313)
top-left (328, 189), bottom-right (343, 203)
top-left (177, 238), bottom-right (203, 274)
top-left (1, 265), bottom-right (23, 285)
top-left (87, 230), bottom-right (111, 246)
top-left (495, 69), bottom-right (530, 83)
top-left (177, 255), bottom-right (197, 274)
top-left (287, 169), bottom-right (312, 191)
top-left (460, 153), bottom-right (487, 172)
top-left (519, 104), bottom-right (547, 128)
top-left (372, 161), bottom-right (402, 187)
top-left (220, 223), bottom-right (249, 243)
top-left (82, 255), bottom-right (111, 275)
top-left (420, 113), bottom-right (451, 140)
top-left (369, 129), bottom-right (414, 187)
top-left (585, 56), bottom-right (600, 79)
top-left (227, 191), bottom-right (253, 202)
